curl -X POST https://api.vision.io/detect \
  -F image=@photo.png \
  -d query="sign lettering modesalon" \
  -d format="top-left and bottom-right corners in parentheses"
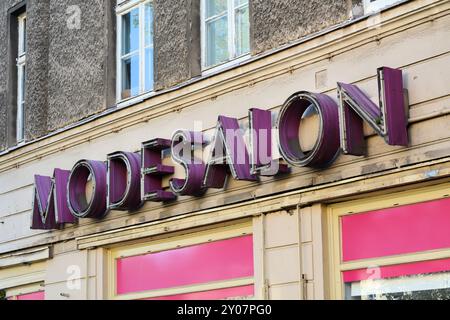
top-left (31, 67), bottom-right (408, 230)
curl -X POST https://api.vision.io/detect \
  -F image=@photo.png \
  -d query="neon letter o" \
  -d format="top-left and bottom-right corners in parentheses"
top-left (277, 91), bottom-right (340, 168)
top-left (67, 160), bottom-right (108, 219)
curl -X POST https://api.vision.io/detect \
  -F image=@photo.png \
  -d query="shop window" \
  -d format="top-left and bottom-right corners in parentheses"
top-left (117, 0), bottom-right (154, 101)
top-left (109, 223), bottom-right (255, 300)
top-left (344, 259), bottom-right (450, 300)
top-left (327, 183), bottom-right (450, 300)
top-left (201, 0), bottom-right (250, 71)
top-left (363, 0), bottom-right (403, 14)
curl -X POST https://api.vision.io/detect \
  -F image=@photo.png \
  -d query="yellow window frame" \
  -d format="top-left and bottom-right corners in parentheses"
top-left (326, 182), bottom-right (450, 300)
top-left (107, 220), bottom-right (255, 300)
top-left (5, 282), bottom-right (45, 300)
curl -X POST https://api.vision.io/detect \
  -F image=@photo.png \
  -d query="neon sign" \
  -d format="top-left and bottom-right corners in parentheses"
top-left (31, 67), bottom-right (408, 230)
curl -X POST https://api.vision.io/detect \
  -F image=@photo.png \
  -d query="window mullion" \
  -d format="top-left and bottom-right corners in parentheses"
top-left (116, 13), bottom-right (122, 103)
top-left (16, 13), bottom-right (26, 143)
top-left (16, 66), bottom-right (24, 142)
top-left (228, 0), bottom-right (235, 60)
top-left (139, 4), bottom-right (145, 94)
top-left (201, 0), bottom-right (206, 69)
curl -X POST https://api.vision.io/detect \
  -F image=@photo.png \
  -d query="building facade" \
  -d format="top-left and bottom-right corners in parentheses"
top-left (0, 0), bottom-right (449, 300)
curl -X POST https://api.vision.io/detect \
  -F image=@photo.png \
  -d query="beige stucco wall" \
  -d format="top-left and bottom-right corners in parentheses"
top-left (254, 206), bottom-right (325, 300)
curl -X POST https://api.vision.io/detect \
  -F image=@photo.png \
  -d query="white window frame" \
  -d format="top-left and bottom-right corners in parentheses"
top-left (201, 0), bottom-right (250, 74)
top-left (116, 0), bottom-right (154, 104)
top-left (16, 12), bottom-right (27, 144)
top-left (363, 0), bottom-right (401, 14)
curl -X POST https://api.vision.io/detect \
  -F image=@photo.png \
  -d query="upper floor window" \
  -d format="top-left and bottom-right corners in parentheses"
top-left (363, 0), bottom-right (402, 14)
top-left (201, 0), bottom-right (250, 70)
top-left (16, 12), bottom-right (27, 143)
top-left (117, 0), bottom-right (154, 101)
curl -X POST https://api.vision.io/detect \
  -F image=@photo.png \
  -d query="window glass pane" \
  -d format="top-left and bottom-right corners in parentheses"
top-left (122, 8), bottom-right (140, 55)
top-left (206, 15), bottom-right (228, 67)
top-left (144, 2), bottom-right (153, 47)
top-left (121, 54), bottom-right (140, 99)
top-left (21, 65), bottom-right (26, 100)
top-left (235, 4), bottom-right (249, 57)
top-left (22, 17), bottom-right (27, 53)
top-left (16, 61), bottom-right (25, 142)
top-left (206, 0), bottom-right (228, 18)
top-left (345, 271), bottom-right (450, 300)
top-left (145, 47), bottom-right (154, 92)
top-left (234, 0), bottom-right (248, 7)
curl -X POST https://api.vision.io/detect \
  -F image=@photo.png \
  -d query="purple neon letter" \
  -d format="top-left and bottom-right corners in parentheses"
top-left (170, 130), bottom-right (206, 196)
top-left (107, 151), bottom-right (142, 211)
top-left (31, 169), bottom-right (77, 230)
top-left (277, 91), bottom-right (340, 168)
top-left (249, 108), bottom-right (289, 176)
top-left (141, 138), bottom-right (176, 202)
top-left (204, 116), bottom-right (258, 189)
top-left (67, 160), bottom-right (108, 219)
top-left (337, 66), bottom-right (408, 156)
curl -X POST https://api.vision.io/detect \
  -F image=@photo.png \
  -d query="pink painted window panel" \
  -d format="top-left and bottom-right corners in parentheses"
top-left (144, 285), bottom-right (254, 300)
top-left (116, 235), bottom-right (254, 295)
top-left (343, 258), bottom-right (450, 283)
top-left (11, 291), bottom-right (45, 300)
top-left (341, 198), bottom-right (450, 262)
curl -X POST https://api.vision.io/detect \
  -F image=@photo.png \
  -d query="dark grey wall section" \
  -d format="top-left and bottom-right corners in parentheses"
top-left (0, 0), bottom-right (115, 150)
top-left (250, 0), bottom-right (351, 55)
top-left (46, 0), bottom-right (115, 132)
top-left (0, 2), bottom-right (7, 151)
top-left (103, 0), bottom-right (116, 110)
top-left (154, 0), bottom-right (201, 91)
top-left (25, 0), bottom-right (50, 140)
top-left (0, 1), bottom-right (6, 150)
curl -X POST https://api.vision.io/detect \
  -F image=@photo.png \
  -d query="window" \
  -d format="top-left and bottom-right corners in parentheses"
top-left (109, 223), bottom-right (255, 300)
top-left (327, 183), bottom-right (450, 300)
top-left (201, 0), bottom-right (250, 70)
top-left (117, 0), bottom-right (154, 101)
top-left (363, 0), bottom-right (402, 14)
top-left (8, 290), bottom-right (45, 300)
top-left (345, 261), bottom-right (450, 300)
top-left (5, 283), bottom-right (45, 300)
top-left (16, 12), bottom-right (27, 143)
